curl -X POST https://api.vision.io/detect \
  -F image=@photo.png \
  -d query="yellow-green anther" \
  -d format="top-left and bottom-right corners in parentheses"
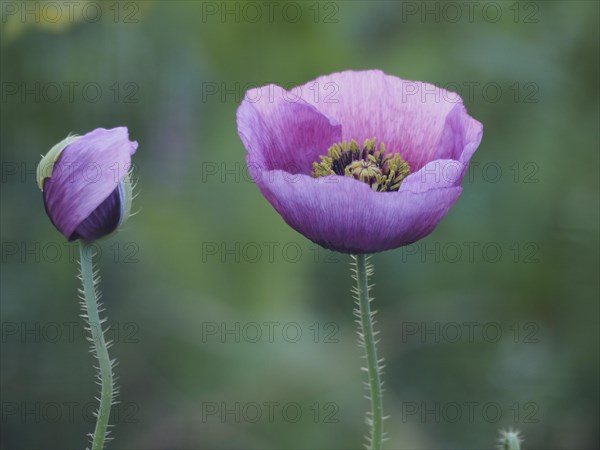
top-left (345, 160), bottom-right (382, 191)
top-left (312, 138), bottom-right (411, 192)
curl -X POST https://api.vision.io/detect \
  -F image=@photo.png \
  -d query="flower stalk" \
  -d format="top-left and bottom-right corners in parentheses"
top-left (498, 429), bottom-right (522, 450)
top-left (78, 241), bottom-right (116, 450)
top-left (352, 254), bottom-right (384, 449)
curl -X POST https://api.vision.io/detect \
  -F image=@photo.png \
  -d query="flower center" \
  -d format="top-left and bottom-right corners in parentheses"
top-left (311, 138), bottom-right (410, 192)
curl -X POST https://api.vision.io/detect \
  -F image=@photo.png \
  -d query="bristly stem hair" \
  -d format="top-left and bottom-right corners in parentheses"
top-left (78, 241), bottom-right (117, 450)
top-left (351, 254), bottom-right (385, 449)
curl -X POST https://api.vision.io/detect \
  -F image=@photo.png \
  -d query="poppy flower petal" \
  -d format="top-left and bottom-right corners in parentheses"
top-left (70, 186), bottom-right (122, 242)
top-left (253, 169), bottom-right (462, 254)
top-left (297, 70), bottom-right (479, 172)
top-left (237, 84), bottom-right (342, 175)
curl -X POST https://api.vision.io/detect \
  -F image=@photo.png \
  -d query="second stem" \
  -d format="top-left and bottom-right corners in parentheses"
top-left (353, 253), bottom-right (384, 450)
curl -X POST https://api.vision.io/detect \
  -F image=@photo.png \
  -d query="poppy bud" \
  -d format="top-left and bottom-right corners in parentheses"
top-left (37, 127), bottom-right (138, 242)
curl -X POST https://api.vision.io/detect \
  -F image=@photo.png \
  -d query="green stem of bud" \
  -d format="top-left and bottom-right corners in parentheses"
top-left (78, 241), bottom-right (115, 450)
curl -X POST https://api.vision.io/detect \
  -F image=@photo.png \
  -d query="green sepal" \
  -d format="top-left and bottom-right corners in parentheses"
top-left (119, 171), bottom-right (135, 226)
top-left (36, 134), bottom-right (81, 191)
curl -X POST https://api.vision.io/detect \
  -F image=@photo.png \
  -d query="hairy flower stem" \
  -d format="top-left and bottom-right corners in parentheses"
top-left (499, 429), bottom-right (522, 450)
top-left (351, 254), bottom-right (384, 449)
top-left (78, 241), bottom-right (114, 450)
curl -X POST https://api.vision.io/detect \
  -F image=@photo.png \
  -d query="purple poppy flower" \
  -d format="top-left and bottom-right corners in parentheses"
top-left (237, 70), bottom-right (483, 253)
top-left (37, 127), bottom-right (138, 242)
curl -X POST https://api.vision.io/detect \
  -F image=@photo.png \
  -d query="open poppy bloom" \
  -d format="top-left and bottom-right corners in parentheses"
top-left (37, 127), bottom-right (138, 242)
top-left (237, 70), bottom-right (483, 253)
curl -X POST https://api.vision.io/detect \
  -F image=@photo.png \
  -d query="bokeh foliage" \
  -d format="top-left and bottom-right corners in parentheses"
top-left (1, 1), bottom-right (598, 449)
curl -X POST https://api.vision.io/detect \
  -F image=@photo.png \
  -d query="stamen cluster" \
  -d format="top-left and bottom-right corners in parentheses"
top-left (312, 138), bottom-right (410, 192)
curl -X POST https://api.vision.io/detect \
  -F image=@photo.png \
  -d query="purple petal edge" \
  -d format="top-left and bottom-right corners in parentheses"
top-left (252, 169), bottom-right (463, 254)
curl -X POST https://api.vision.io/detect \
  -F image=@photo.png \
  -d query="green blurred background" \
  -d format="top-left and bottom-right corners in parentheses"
top-left (1, 1), bottom-right (598, 449)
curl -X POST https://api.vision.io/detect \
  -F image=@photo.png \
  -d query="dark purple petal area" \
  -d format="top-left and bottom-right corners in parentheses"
top-left (237, 84), bottom-right (342, 175)
top-left (43, 127), bottom-right (138, 241)
top-left (253, 170), bottom-right (462, 254)
top-left (69, 187), bottom-right (121, 242)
